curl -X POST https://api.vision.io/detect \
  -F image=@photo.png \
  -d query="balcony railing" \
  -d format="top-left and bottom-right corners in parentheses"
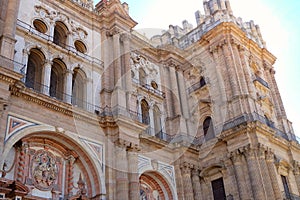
top-left (223, 112), bottom-right (293, 142)
top-left (0, 55), bottom-right (26, 73)
top-left (187, 81), bottom-right (206, 94)
top-left (254, 75), bottom-right (269, 88)
top-left (16, 19), bottom-right (103, 66)
top-left (132, 78), bottom-right (165, 98)
top-left (282, 191), bottom-right (300, 200)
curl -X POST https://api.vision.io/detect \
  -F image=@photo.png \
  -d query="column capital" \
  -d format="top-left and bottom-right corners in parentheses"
top-left (180, 162), bottom-right (193, 175)
top-left (120, 32), bottom-right (131, 42)
top-left (265, 149), bottom-right (275, 162)
top-left (243, 145), bottom-right (256, 160)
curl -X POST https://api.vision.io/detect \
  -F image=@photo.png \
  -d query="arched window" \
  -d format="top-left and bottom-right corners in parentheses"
top-left (141, 99), bottom-right (150, 125)
top-left (33, 19), bottom-right (48, 34)
top-left (74, 40), bottom-right (87, 54)
top-left (50, 58), bottom-right (66, 100)
top-left (72, 67), bottom-right (86, 109)
top-left (153, 105), bottom-right (162, 134)
top-left (203, 116), bottom-right (214, 140)
top-left (139, 68), bottom-right (146, 86)
top-left (200, 77), bottom-right (206, 87)
top-left (53, 21), bottom-right (68, 48)
top-left (25, 48), bottom-right (45, 91)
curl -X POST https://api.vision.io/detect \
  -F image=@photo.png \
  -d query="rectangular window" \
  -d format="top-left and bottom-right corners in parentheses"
top-left (281, 175), bottom-right (291, 199)
top-left (211, 177), bottom-right (226, 200)
top-left (0, 193), bottom-right (5, 199)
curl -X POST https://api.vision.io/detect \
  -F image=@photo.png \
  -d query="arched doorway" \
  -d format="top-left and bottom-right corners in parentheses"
top-left (0, 129), bottom-right (102, 200)
top-left (139, 172), bottom-right (174, 200)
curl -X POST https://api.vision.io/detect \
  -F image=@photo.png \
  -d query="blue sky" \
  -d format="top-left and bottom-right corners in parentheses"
top-left (120, 0), bottom-right (300, 136)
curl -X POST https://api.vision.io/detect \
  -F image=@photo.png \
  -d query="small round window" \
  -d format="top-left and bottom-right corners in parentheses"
top-left (33, 19), bottom-right (48, 33)
top-left (151, 81), bottom-right (158, 89)
top-left (74, 40), bottom-right (87, 54)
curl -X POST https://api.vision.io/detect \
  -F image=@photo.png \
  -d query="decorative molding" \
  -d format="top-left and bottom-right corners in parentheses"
top-left (5, 114), bottom-right (39, 143)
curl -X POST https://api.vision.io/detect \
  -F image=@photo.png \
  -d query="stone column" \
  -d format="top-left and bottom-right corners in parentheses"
top-left (231, 40), bottom-right (248, 95)
top-left (116, 141), bottom-right (129, 200)
top-left (127, 148), bottom-right (140, 200)
top-left (121, 33), bottom-right (133, 111)
top-left (113, 30), bottom-right (121, 88)
top-left (230, 150), bottom-right (251, 199)
top-left (16, 142), bottom-right (28, 183)
top-left (176, 69), bottom-right (189, 118)
top-left (64, 69), bottom-right (73, 103)
top-left (224, 157), bottom-right (239, 198)
top-left (244, 146), bottom-right (265, 199)
top-left (86, 78), bottom-right (93, 111)
top-left (222, 40), bottom-right (239, 97)
top-left (257, 145), bottom-right (276, 199)
top-left (266, 150), bottom-right (282, 199)
top-left (0, 0), bottom-right (20, 59)
top-left (191, 168), bottom-right (202, 200)
top-left (169, 65), bottom-right (180, 116)
top-left (66, 155), bottom-right (76, 196)
top-left (21, 49), bottom-right (29, 81)
top-left (181, 162), bottom-right (194, 200)
top-left (42, 60), bottom-right (52, 95)
top-left (149, 103), bottom-right (155, 136)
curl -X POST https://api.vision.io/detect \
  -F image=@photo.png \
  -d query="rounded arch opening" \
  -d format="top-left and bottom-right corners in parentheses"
top-left (1, 127), bottom-right (103, 199)
top-left (50, 58), bottom-right (66, 100)
top-left (26, 48), bottom-right (46, 91)
top-left (139, 171), bottom-right (174, 200)
top-left (53, 21), bottom-right (68, 48)
top-left (33, 19), bottom-right (48, 34)
top-left (74, 40), bottom-right (87, 54)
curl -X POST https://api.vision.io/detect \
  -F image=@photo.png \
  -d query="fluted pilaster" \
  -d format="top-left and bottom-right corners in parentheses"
top-left (180, 162), bottom-right (194, 200)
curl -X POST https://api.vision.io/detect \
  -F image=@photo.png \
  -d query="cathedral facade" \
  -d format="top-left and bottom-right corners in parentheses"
top-left (0, 0), bottom-right (299, 199)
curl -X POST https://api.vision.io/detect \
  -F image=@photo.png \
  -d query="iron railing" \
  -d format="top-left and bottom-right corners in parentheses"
top-left (16, 19), bottom-right (103, 66)
top-left (0, 55), bottom-right (26, 73)
top-left (282, 191), bottom-right (300, 200)
top-left (223, 112), bottom-right (293, 142)
top-left (132, 78), bottom-right (165, 98)
top-left (254, 75), bottom-right (269, 88)
top-left (187, 81), bottom-right (206, 94)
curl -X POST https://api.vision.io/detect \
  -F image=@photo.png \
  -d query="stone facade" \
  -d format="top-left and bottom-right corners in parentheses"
top-left (0, 0), bottom-right (299, 199)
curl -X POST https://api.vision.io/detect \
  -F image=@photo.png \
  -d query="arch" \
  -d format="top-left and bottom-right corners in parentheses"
top-left (74, 40), bottom-right (87, 54)
top-left (141, 99), bottom-right (150, 125)
top-left (50, 58), bottom-right (66, 100)
top-left (53, 21), bottom-right (68, 48)
top-left (1, 125), bottom-right (103, 199)
top-left (72, 67), bottom-right (87, 109)
top-left (25, 48), bottom-right (46, 91)
top-left (32, 18), bottom-right (48, 34)
top-left (140, 171), bottom-right (174, 200)
top-left (203, 116), bottom-right (215, 140)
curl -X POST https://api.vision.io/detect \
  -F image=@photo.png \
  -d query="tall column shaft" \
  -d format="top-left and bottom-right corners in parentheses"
top-left (191, 168), bottom-right (203, 200)
top-left (42, 61), bottom-right (52, 95)
top-left (181, 163), bottom-right (194, 200)
top-left (113, 33), bottom-right (121, 88)
top-left (245, 146), bottom-right (265, 199)
top-left (231, 151), bottom-right (251, 199)
top-left (64, 69), bottom-right (73, 103)
top-left (127, 149), bottom-right (139, 200)
top-left (116, 144), bottom-right (129, 200)
top-left (0, 0), bottom-right (20, 59)
top-left (266, 151), bottom-right (282, 199)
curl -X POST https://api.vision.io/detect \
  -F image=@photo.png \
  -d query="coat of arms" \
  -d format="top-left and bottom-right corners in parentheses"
top-left (31, 150), bottom-right (58, 190)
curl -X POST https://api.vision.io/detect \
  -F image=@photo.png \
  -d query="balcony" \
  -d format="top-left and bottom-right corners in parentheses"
top-left (254, 75), bottom-right (269, 88)
top-left (132, 78), bottom-right (165, 98)
top-left (187, 79), bottom-right (206, 94)
top-left (223, 112), bottom-right (293, 142)
top-left (16, 19), bottom-right (103, 67)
